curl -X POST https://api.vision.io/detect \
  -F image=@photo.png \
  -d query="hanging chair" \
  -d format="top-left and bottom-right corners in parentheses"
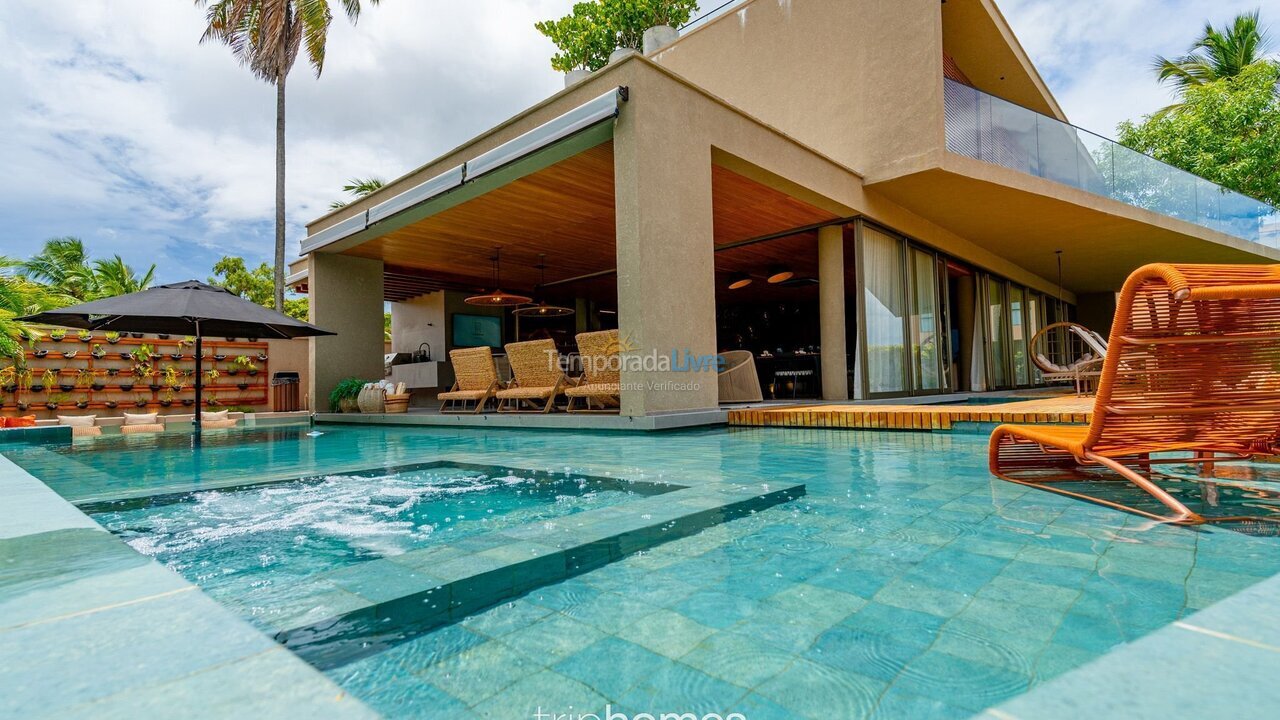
top-left (1031, 321), bottom-right (1108, 395)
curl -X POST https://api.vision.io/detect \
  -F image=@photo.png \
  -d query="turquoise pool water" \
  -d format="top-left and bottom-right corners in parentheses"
top-left (86, 462), bottom-right (672, 629)
top-left (5, 424), bottom-right (1280, 719)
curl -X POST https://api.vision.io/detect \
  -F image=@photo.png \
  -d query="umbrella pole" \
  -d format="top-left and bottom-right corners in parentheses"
top-left (193, 325), bottom-right (203, 434)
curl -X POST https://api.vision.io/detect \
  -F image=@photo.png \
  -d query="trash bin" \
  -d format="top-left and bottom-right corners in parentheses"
top-left (271, 371), bottom-right (300, 412)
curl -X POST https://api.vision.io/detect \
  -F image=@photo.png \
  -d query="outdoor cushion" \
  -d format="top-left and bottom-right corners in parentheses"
top-left (495, 386), bottom-right (560, 399)
top-left (120, 423), bottom-right (165, 435)
top-left (202, 409), bottom-right (230, 422)
top-left (438, 389), bottom-right (492, 401)
top-left (71, 426), bottom-right (103, 438)
top-left (201, 419), bottom-right (237, 429)
top-left (3, 416), bottom-right (37, 428)
top-left (57, 415), bottom-right (96, 427)
top-left (123, 411), bottom-right (159, 426)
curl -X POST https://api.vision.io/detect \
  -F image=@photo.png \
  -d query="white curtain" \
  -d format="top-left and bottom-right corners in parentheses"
top-left (969, 280), bottom-right (988, 392)
top-left (862, 227), bottom-right (906, 394)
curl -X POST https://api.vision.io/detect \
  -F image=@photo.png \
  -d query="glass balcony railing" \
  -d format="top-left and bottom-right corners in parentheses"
top-left (943, 77), bottom-right (1280, 248)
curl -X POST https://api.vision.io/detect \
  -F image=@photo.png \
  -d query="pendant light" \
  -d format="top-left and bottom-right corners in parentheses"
top-left (465, 248), bottom-right (533, 307)
top-left (766, 265), bottom-right (795, 284)
top-left (514, 254), bottom-right (575, 317)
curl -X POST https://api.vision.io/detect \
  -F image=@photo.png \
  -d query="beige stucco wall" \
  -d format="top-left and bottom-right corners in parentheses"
top-left (308, 253), bottom-right (385, 411)
top-left (264, 338), bottom-right (311, 411)
top-left (390, 293), bottom-right (446, 358)
top-left (652, 0), bottom-right (945, 181)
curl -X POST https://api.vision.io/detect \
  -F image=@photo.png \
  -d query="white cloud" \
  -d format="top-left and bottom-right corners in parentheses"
top-left (0, 0), bottom-right (1267, 283)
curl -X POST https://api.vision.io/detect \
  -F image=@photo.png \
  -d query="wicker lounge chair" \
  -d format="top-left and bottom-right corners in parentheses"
top-left (496, 339), bottom-right (565, 413)
top-left (439, 346), bottom-right (500, 413)
top-left (990, 263), bottom-right (1280, 524)
top-left (565, 329), bottom-right (622, 413)
top-left (1031, 322), bottom-right (1107, 395)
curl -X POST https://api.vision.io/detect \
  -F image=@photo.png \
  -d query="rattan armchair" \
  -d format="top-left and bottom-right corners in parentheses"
top-left (438, 346), bottom-right (500, 413)
top-left (990, 263), bottom-right (1280, 524)
top-left (495, 339), bottom-right (565, 413)
top-left (565, 330), bottom-right (622, 413)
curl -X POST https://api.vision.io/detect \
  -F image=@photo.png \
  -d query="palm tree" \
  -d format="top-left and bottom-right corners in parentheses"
top-left (0, 258), bottom-right (74, 358)
top-left (329, 176), bottom-right (386, 209)
top-left (196, 0), bottom-right (381, 312)
top-left (91, 256), bottom-right (156, 298)
top-left (18, 237), bottom-right (94, 299)
top-left (1153, 10), bottom-right (1275, 111)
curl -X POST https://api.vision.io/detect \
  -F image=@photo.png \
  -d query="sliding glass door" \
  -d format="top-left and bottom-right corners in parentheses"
top-left (909, 247), bottom-right (942, 393)
top-left (862, 226), bottom-right (907, 395)
top-left (1009, 285), bottom-right (1030, 386)
top-left (985, 277), bottom-right (1010, 389)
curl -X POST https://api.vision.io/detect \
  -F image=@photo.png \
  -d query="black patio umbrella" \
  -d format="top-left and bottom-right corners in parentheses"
top-left (19, 280), bottom-right (334, 430)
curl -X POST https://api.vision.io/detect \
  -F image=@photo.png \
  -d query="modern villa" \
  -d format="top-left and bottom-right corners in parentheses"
top-left (294, 0), bottom-right (1279, 417)
top-left (7, 1), bottom-right (1280, 719)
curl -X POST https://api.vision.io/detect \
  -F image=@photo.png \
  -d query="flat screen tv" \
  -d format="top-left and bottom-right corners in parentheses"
top-left (452, 313), bottom-right (503, 349)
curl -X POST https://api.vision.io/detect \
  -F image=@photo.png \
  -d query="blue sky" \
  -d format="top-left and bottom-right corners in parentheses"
top-left (0, 0), bottom-right (1269, 284)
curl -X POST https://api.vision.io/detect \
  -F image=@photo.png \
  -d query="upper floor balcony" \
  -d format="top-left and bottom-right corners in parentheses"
top-left (943, 78), bottom-right (1279, 248)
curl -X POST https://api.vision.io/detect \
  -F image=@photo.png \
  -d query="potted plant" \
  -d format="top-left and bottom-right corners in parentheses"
top-left (0, 365), bottom-right (17, 393)
top-left (60, 349), bottom-right (78, 360)
top-left (91, 343), bottom-right (106, 359)
top-left (169, 352), bottom-right (184, 361)
top-left (106, 368), bottom-right (120, 377)
top-left (134, 394), bottom-right (149, 408)
top-left (32, 368), bottom-right (56, 394)
top-left (213, 353), bottom-right (227, 362)
top-left (104, 400), bottom-right (118, 409)
top-left (77, 330), bottom-right (92, 343)
top-left (33, 349), bottom-right (49, 358)
top-left (181, 398), bottom-right (195, 407)
top-left (147, 372), bottom-right (162, 392)
top-left (49, 329), bottom-right (66, 342)
top-left (118, 379), bottom-right (134, 392)
top-left (205, 391), bottom-right (220, 407)
top-left (118, 351), bottom-right (131, 360)
top-left (159, 389), bottom-right (174, 407)
top-left (45, 393), bottom-right (64, 411)
top-left (16, 367), bottom-right (33, 395)
top-left (181, 336), bottom-right (195, 347)
top-left (236, 381), bottom-right (249, 391)
top-left (157, 334), bottom-right (170, 340)
top-left (329, 377), bottom-right (365, 413)
top-left (105, 331), bottom-right (121, 344)
top-left (58, 374), bottom-right (76, 392)
top-left (130, 332), bottom-right (144, 339)
top-left (161, 365), bottom-right (184, 391)
top-left (75, 394), bottom-right (90, 410)
top-left (256, 352), bottom-right (268, 362)
top-left (204, 367), bottom-right (221, 385)
top-left (75, 369), bottom-right (95, 391)
top-left (536, 2), bottom-right (613, 86)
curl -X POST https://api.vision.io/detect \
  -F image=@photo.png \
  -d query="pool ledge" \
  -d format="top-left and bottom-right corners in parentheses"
top-left (269, 477), bottom-right (806, 670)
top-left (980, 563), bottom-right (1280, 719)
top-left (0, 454), bottom-right (381, 719)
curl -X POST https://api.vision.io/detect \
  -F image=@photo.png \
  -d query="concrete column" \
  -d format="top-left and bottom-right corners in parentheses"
top-left (613, 90), bottom-right (718, 416)
top-left (818, 225), bottom-right (848, 400)
top-left (308, 253), bottom-right (385, 411)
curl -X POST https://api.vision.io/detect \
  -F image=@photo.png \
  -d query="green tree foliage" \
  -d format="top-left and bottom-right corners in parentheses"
top-left (1118, 62), bottom-right (1280, 208)
top-left (1153, 11), bottom-right (1273, 97)
top-left (536, 0), bottom-right (699, 72)
top-left (209, 256), bottom-right (310, 321)
top-left (18, 237), bottom-right (155, 301)
top-left (329, 176), bottom-right (386, 210)
top-left (0, 258), bottom-right (75, 359)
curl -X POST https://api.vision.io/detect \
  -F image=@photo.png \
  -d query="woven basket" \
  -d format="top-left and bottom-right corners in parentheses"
top-left (356, 386), bottom-right (385, 413)
top-left (338, 397), bottom-right (360, 413)
top-left (384, 393), bottom-right (410, 414)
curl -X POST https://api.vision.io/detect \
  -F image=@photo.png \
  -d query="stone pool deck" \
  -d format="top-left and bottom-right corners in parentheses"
top-left (0, 453), bottom-right (378, 719)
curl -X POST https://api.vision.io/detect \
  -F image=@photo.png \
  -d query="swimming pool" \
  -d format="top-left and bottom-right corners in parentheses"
top-left (6, 424), bottom-right (1280, 719)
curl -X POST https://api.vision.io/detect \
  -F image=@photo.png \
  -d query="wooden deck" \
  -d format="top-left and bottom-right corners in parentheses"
top-left (727, 395), bottom-right (1094, 431)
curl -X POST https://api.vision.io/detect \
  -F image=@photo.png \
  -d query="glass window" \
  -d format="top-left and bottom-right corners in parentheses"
top-left (1009, 285), bottom-right (1029, 386)
top-left (1027, 292), bottom-right (1043, 384)
top-left (863, 227), bottom-right (906, 394)
top-left (909, 248), bottom-right (940, 392)
top-left (986, 277), bottom-right (1008, 388)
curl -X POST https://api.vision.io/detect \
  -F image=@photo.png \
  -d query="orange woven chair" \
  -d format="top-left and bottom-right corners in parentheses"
top-left (990, 263), bottom-right (1280, 525)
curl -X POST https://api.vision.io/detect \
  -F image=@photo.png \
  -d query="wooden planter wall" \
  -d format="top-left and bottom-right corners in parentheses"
top-left (1, 333), bottom-right (270, 417)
